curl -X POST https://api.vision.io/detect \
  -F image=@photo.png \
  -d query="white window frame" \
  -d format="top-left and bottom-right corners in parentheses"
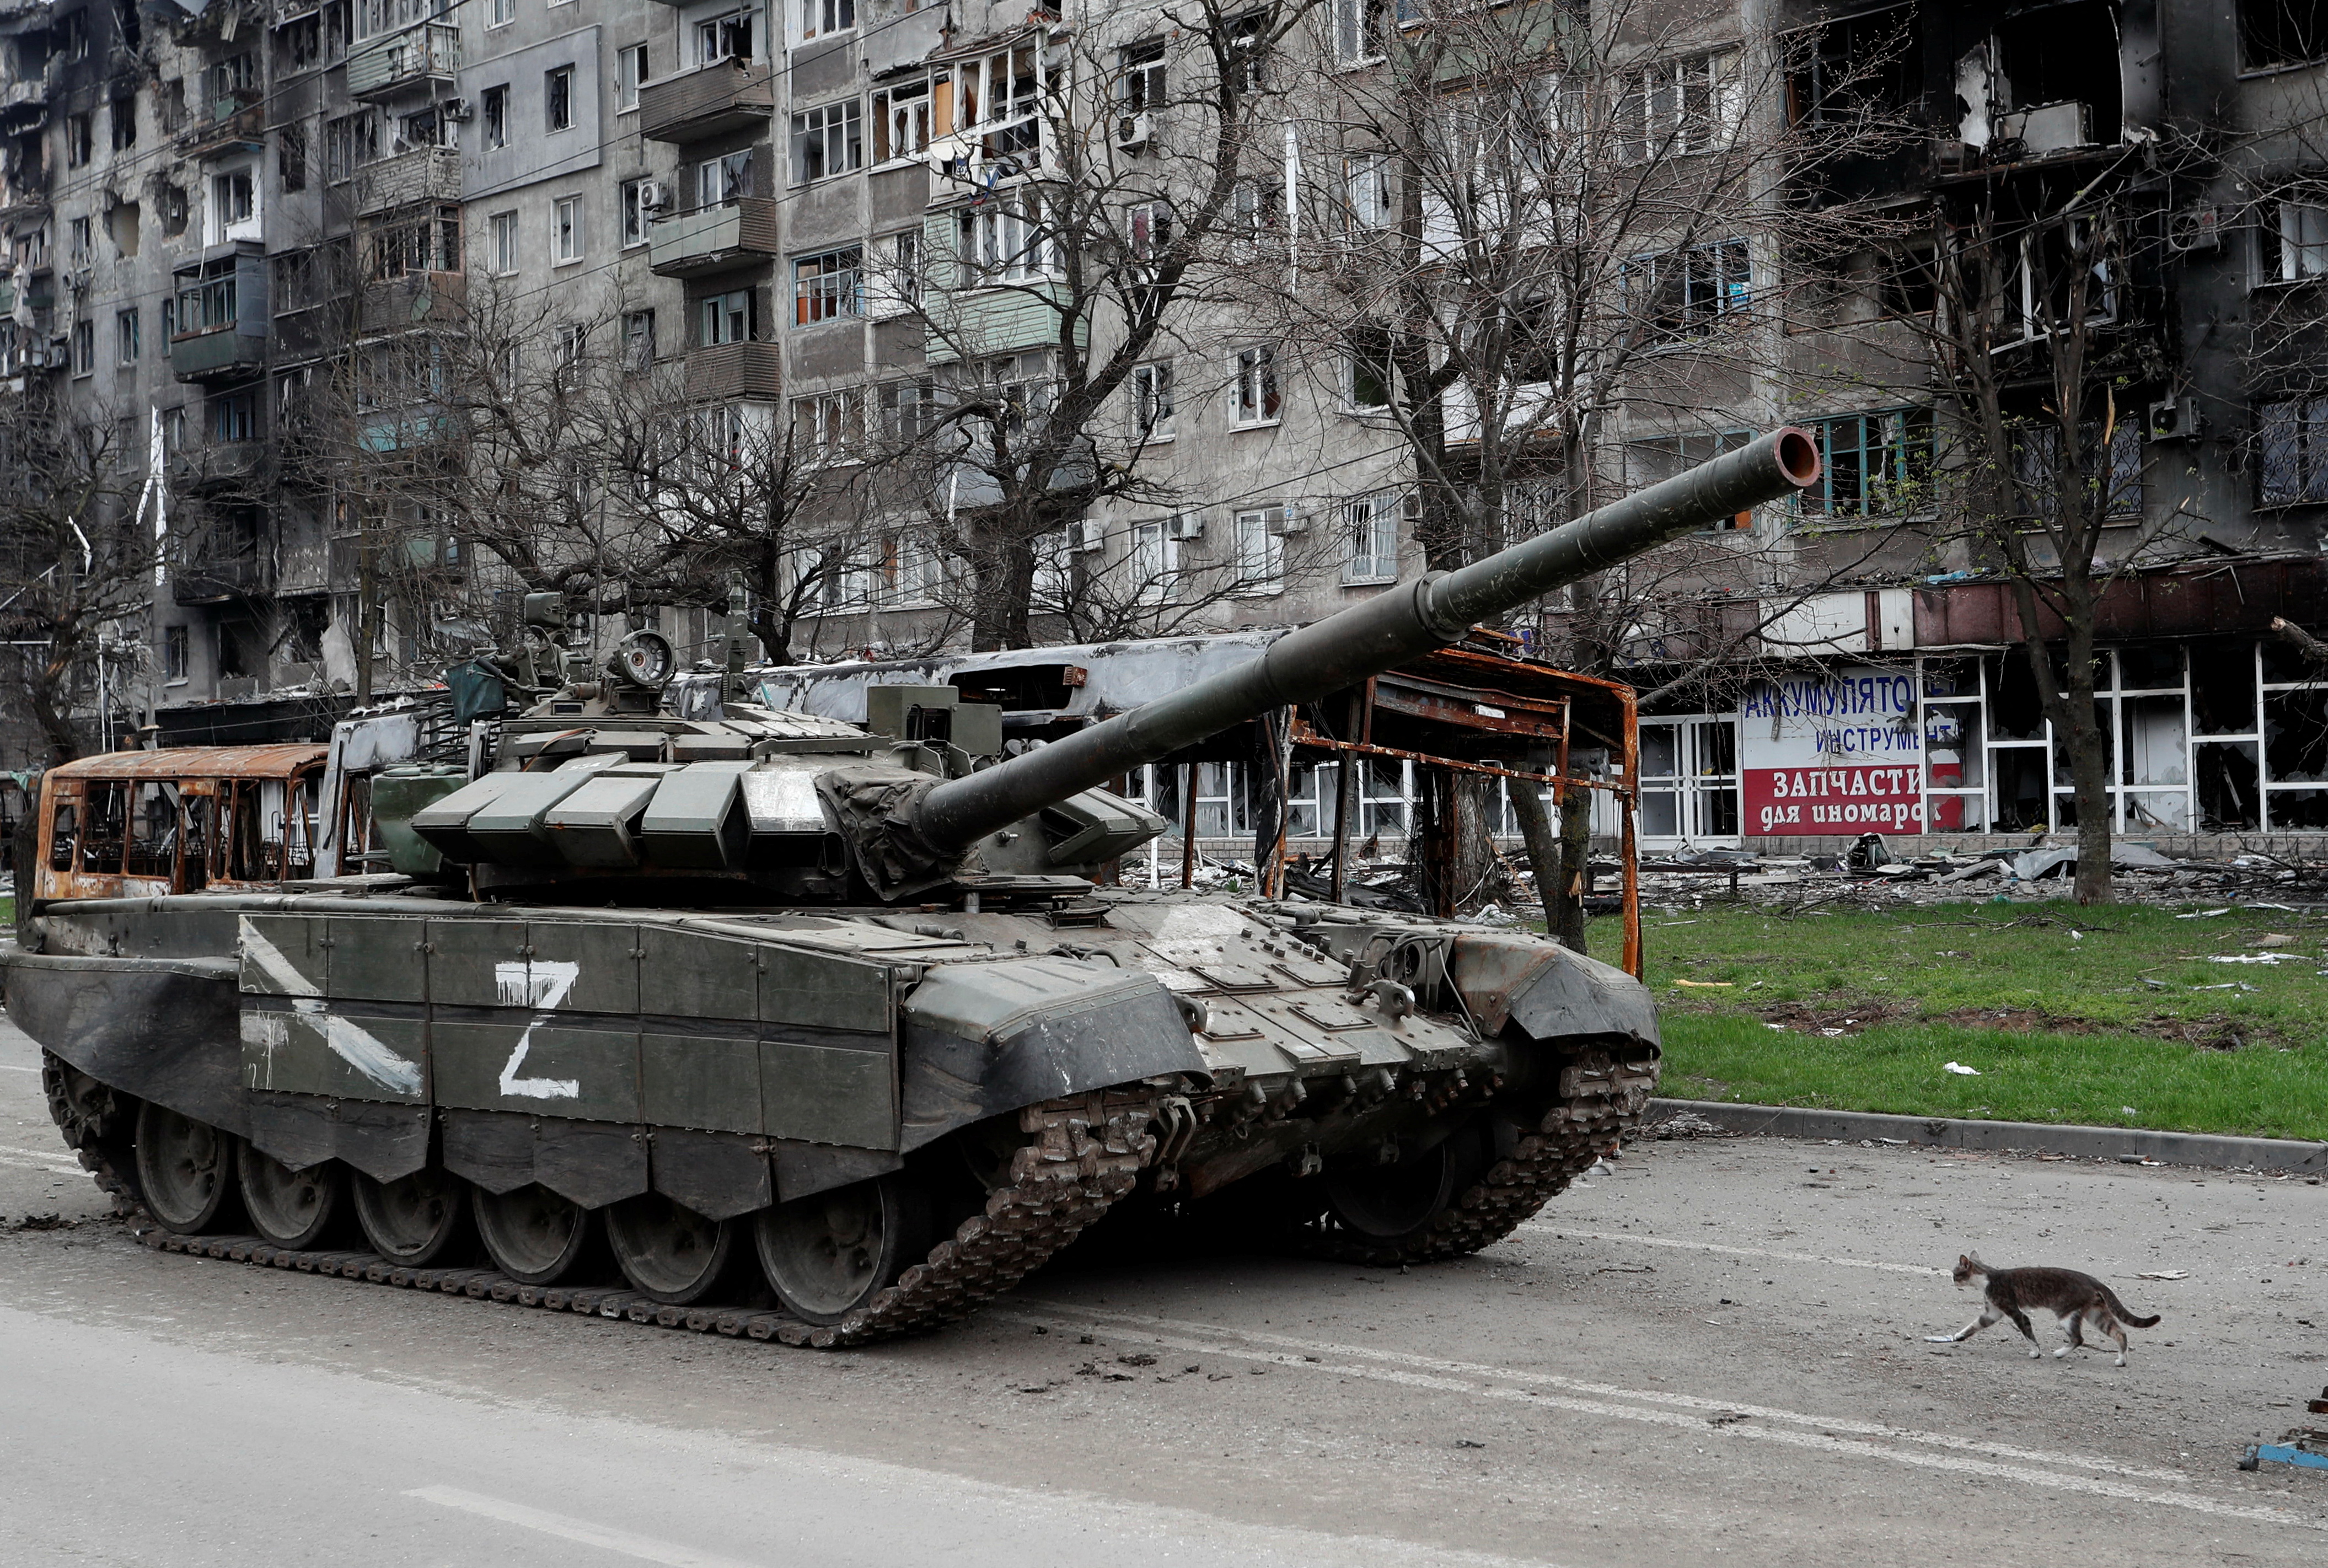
top-left (1229, 343), bottom-right (1280, 428)
top-left (620, 179), bottom-right (650, 247)
top-left (959, 191), bottom-right (1054, 284)
top-left (553, 195), bottom-right (583, 264)
top-left (487, 0), bottom-right (513, 26)
top-left (796, 0), bottom-right (856, 46)
top-left (1130, 359), bottom-right (1174, 441)
top-left (1232, 506), bottom-right (1285, 590)
top-left (790, 100), bottom-right (863, 185)
top-left (1129, 517), bottom-right (1179, 602)
top-left (489, 210), bottom-right (519, 275)
top-left (872, 73), bottom-right (936, 165)
top-left (701, 288), bottom-right (753, 346)
top-left (1343, 152), bottom-right (1393, 229)
top-left (1342, 490), bottom-right (1404, 584)
top-left (616, 42), bottom-right (648, 111)
top-left (1613, 48), bottom-right (1739, 165)
top-left (792, 247), bottom-right (862, 326)
top-left (792, 389), bottom-right (860, 463)
top-left (696, 149), bottom-right (753, 208)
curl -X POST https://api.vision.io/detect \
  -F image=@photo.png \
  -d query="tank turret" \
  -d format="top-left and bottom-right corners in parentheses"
top-left (399, 428), bottom-right (1817, 905)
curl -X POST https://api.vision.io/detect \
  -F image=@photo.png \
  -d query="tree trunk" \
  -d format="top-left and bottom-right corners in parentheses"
top-left (969, 528), bottom-right (1039, 652)
top-left (1447, 774), bottom-right (1504, 914)
top-left (1554, 781), bottom-right (1594, 951)
top-left (2056, 638), bottom-right (2115, 905)
top-left (1507, 776), bottom-right (1564, 935)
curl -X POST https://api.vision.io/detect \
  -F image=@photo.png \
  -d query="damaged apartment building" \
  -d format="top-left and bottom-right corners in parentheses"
top-left (1, 0), bottom-right (2324, 857)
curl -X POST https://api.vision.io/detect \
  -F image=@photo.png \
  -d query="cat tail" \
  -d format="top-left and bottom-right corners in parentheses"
top-left (2102, 1287), bottom-right (2159, 1328)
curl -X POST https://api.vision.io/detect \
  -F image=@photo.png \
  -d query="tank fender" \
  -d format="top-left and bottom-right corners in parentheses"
top-left (898, 957), bottom-right (1205, 1152)
top-left (1447, 932), bottom-right (1660, 1050)
top-left (0, 944), bottom-right (249, 1136)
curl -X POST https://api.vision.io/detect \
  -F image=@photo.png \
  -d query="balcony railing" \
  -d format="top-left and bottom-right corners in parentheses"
top-left (167, 438), bottom-right (268, 490)
top-left (348, 23), bottom-right (462, 100)
top-left (639, 56), bottom-right (774, 144)
top-left (355, 143), bottom-right (460, 214)
top-left (170, 326), bottom-right (266, 383)
top-left (685, 340), bottom-right (781, 402)
top-left (360, 267), bottom-right (465, 334)
top-left (170, 544), bottom-right (272, 604)
top-left (647, 196), bottom-right (779, 277)
top-left (178, 92), bottom-right (265, 159)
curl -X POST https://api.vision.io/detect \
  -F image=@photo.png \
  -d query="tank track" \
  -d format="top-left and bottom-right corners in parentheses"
top-left (1309, 1048), bottom-right (1657, 1266)
top-left (41, 1051), bottom-right (1161, 1350)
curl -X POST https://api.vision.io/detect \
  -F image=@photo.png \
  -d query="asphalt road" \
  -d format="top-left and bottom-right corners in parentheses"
top-left (3, 1014), bottom-right (2324, 1567)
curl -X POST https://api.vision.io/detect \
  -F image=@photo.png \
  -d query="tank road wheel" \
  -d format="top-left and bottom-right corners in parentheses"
top-left (471, 1184), bottom-right (595, 1286)
top-left (133, 1102), bottom-right (237, 1234)
top-left (754, 1174), bottom-right (931, 1326)
top-left (237, 1147), bottom-right (346, 1250)
top-left (1321, 1118), bottom-right (1492, 1258)
top-left (605, 1192), bottom-right (737, 1306)
top-left (352, 1168), bottom-right (471, 1266)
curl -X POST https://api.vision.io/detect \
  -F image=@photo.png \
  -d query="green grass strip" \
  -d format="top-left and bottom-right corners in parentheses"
top-left (1584, 898), bottom-right (2328, 1142)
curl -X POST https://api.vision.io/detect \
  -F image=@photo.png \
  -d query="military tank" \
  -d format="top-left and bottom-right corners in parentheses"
top-left (6, 430), bottom-right (1817, 1346)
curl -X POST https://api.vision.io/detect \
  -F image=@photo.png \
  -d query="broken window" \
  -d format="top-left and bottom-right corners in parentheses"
top-left (2240, 0), bottom-right (2328, 71)
top-left (1799, 408), bottom-right (1934, 519)
top-left (2257, 396), bottom-right (2328, 504)
top-left (1791, 4), bottom-right (1923, 128)
top-left (1957, 2), bottom-right (2123, 149)
top-left (2009, 421), bottom-right (2144, 518)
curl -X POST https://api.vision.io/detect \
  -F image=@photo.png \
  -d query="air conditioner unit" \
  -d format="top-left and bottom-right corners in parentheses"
top-left (2166, 203), bottom-right (2221, 254)
top-left (636, 179), bottom-right (670, 212)
top-left (1266, 507), bottom-right (1307, 536)
top-left (440, 97), bottom-right (473, 122)
top-left (1993, 100), bottom-right (2092, 155)
top-left (2148, 394), bottom-right (2202, 442)
top-left (1115, 112), bottom-right (1152, 151)
top-left (1167, 511), bottom-right (1204, 541)
top-left (1069, 518), bottom-right (1106, 552)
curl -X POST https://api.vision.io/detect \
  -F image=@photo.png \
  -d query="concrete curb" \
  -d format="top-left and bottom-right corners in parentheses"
top-left (1647, 1097), bottom-right (2328, 1174)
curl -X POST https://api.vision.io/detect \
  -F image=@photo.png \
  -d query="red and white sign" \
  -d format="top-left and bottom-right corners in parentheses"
top-left (1744, 765), bottom-right (1928, 835)
top-left (1739, 666), bottom-right (1959, 835)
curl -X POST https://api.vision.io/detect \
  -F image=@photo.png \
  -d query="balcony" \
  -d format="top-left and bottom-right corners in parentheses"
top-left (347, 23), bottom-right (462, 100)
top-left (639, 57), bottom-right (774, 144)
top-left (167, 438), bottom-right (268, 491)
top-left (178, 92), bottom-right (266, 160)
top-left (354, 144), bottom-right (460, 216)
top-left (685, 341), bottom-right (781, 402)
top-left (360, 267), bottom-right (465, 335)
top-left (648, 197), bottom-right (779, 278)
top-left (173, 554), bottom-right (270, 605)
top-left (170, 325), bottom-right (267, 382)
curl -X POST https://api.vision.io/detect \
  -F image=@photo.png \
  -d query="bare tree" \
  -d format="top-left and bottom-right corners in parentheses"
top-left (1241, 0), bottom-right (1892, 934)
top-left (1900, 154), bottom-right (2173, 905)
top-left (863, 0), bottom-right (1322, 649)
top-left (0, 388), bottom-right (152, 763)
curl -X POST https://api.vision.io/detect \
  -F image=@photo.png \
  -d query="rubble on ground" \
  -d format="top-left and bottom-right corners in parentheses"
top-left (1119, 834), bottom-right (2327, 916)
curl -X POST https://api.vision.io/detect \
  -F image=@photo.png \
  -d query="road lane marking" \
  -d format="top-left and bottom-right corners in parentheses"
top-left (1522, 1226), bottom-right (1948, 1276)
top-left (0, 1062), bottom-right (40, 1072)
top-left (407, 1486), bottom-right (766, 1567)
top-left (0, 1143), bottom-right (82, 1175)
top-left (1009, 1304), bottom-right (2317, 1531)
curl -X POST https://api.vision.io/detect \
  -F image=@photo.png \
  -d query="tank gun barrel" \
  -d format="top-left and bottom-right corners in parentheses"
top-left (914, 427), bottom-right (1821, 853)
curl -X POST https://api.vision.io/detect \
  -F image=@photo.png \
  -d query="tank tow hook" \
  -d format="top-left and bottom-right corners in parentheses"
top-left (1146, 1095), bottom-right (1199, 1191)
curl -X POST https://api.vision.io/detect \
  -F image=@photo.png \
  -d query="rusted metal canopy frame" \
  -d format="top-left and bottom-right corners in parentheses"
top-left (1283, 663), bottom-right (1645, 980)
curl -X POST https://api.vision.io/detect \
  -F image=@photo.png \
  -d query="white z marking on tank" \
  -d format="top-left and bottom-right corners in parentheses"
top-left (237, 919), bottom-right (425, 1098)
top-left (494, 960), bottom-right (582, 1100)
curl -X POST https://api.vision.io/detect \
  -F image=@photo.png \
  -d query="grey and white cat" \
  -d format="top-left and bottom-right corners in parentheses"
top-left (1925, 1253), bottom-right (2162, 1367)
